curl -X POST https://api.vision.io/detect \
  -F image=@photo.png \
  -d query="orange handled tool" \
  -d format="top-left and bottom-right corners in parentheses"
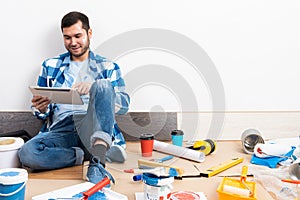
top-left (282, 179), bottom-right (300, 184)
top-left (82, 177), bottom-right (110, 199)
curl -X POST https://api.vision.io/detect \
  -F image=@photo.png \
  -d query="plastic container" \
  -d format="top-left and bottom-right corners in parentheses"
top-left (0, 168), bottom-right (28, 200)
top-left (142, 173), bottom-right (174, 200)
top-left (0, 137), bottom-right (24, 169)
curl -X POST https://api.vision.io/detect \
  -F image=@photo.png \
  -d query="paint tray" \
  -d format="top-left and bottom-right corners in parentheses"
top-left (217, 166), bottom-right (257, 200)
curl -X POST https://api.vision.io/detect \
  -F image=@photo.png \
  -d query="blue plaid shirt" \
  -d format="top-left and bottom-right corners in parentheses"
top-left (32, 50), bottom-right (130, 147)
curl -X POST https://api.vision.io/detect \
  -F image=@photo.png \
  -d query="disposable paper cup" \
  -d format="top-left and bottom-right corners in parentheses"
top-left (140, 133), bottom-right (154, 157)
top-left (171, 130), bottom-right (184, 147)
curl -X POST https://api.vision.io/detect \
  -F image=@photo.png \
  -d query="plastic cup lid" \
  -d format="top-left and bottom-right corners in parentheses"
top-left (0, 168), bottom-right (28, 185)
top-left (0, 137), bottom-right (24, 151)
top-left (171, 130), bottom-right (184, 136)
top-left (140, 133), bottom-right (154, 140)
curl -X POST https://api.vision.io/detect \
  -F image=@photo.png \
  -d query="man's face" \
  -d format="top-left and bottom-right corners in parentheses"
top-left (62, 21), bottom-right (92, 61)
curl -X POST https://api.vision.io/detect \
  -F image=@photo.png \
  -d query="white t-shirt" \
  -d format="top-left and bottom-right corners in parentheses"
top-left (50, 59), bottom-right (92, 128)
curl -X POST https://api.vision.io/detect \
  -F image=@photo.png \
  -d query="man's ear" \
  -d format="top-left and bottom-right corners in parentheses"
top-left (88, 28), bottom-right (92, 39)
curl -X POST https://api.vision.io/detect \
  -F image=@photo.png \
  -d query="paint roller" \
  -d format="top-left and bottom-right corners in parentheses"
top-left (222, 166), bottom-right (253, 197)
top-left (254, 143), bottom-right (295, 160)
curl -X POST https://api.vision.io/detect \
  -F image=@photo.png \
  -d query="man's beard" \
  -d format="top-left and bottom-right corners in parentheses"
top-left (69, 38), bottom-right (90, 58)
top-left (71, 45), bottom-right (89, 58)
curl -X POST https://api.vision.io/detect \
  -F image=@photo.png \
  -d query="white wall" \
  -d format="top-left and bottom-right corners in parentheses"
top-left (1, 0), bottom-right (300, 112)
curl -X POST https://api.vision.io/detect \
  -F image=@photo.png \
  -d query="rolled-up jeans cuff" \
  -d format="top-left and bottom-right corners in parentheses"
top-left (73, 147), bottom-right (84, 165)
top-left (91, 131), bottom-right (112, 149)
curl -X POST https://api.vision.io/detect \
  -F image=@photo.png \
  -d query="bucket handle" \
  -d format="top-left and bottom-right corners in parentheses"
top-left (0, 181), bottom-right (26, 197)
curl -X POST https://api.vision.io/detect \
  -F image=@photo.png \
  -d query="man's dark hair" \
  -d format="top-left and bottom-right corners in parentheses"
top-left (61, 11), bottom-right (90, 33)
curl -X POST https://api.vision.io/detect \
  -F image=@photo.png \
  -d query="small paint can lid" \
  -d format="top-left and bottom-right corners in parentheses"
top-left (142, 173), bottom-right (174, 186)
top-left (0, 168), bottom-right (28, 185)
top-left (0, 137), bottom-right (24, 151)
top-left (169, 191), bottom-right (201, 200)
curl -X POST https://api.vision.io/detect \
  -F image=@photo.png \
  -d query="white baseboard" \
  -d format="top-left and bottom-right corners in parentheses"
top-left (177, 111), bottom-right (300, 141)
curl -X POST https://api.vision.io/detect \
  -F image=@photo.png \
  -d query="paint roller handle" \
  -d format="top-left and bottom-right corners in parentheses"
top-left (83, 177), bottom-right (110, 199)
top-left (240, 165), bottom-right (248, 181)
top-left (282, 179), bottom-right (300, 184)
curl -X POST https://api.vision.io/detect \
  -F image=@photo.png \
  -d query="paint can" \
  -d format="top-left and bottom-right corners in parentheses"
top-left (241, 129), bottom-right (264, 154)
top-left (169, 191), bottom-right (201, 200)
top-left (0, 137), bottom-right (24, 169)
top-left (289, 162), bottom-right (300, 180)
top-left (142, 173), bottom-right (174, 200)
top-left (0, 168), bottom-right (28, 200)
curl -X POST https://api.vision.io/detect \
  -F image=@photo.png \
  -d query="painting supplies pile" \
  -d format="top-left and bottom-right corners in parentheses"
top-left (217, 166), bottom-right (256, 200)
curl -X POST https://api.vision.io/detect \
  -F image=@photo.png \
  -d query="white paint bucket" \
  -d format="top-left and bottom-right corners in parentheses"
top-left (0, 137), bottom-right (24, 169)
top-left (142, 173), bottom-right (174, 200)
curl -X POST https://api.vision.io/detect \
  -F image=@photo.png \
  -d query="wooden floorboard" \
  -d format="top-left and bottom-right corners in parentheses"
top-left (28, 164), bottom-right (84, 180)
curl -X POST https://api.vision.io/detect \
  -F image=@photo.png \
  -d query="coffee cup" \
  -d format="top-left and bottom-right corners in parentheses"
top-left (171, 130), bottom-right (184, 146)
top-left (140, 133), bottom-right (154, 157)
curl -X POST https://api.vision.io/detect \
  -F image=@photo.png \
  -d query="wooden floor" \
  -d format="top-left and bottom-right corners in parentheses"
top-left (25, 141), bottom-right (276, 200)
top-left (28, 163), bottom-right (85, 180)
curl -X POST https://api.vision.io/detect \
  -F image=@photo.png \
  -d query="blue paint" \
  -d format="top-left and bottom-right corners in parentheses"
top-left (0, 170), bottom-right (26, 200)
top-left (0, 172), bottom-right (20, 177)
top-left (72, 190), bottom-right (106, 200)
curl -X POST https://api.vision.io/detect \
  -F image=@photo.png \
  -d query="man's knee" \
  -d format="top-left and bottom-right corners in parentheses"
top-left (18, 140), bottom-right (39, 169)
top-left (91, 80), bottom-right (113, 94)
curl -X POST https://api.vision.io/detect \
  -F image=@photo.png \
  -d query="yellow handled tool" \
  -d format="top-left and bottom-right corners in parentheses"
top-left (176, 157), bottom-right (244, 179)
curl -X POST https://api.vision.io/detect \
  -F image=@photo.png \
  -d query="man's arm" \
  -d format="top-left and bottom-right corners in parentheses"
top-left (31, 61), bottom-right (53, 120)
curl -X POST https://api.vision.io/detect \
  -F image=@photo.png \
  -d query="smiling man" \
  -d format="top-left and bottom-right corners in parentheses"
top-left (18, 11), bottom-right (130, 184)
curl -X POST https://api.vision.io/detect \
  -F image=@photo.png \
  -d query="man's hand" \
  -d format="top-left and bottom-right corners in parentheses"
top-left (32, 96), bottom-right (51, 113)
top-left (72, 82), bottom-right (92, 95)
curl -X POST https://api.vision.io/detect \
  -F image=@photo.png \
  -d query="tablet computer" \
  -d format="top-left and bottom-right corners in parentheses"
top-left (29, 86), bottom-right (84, 105)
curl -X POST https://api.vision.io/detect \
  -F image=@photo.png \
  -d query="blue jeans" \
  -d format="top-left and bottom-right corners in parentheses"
top-left (18, 80), bottom-right (115, 170)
